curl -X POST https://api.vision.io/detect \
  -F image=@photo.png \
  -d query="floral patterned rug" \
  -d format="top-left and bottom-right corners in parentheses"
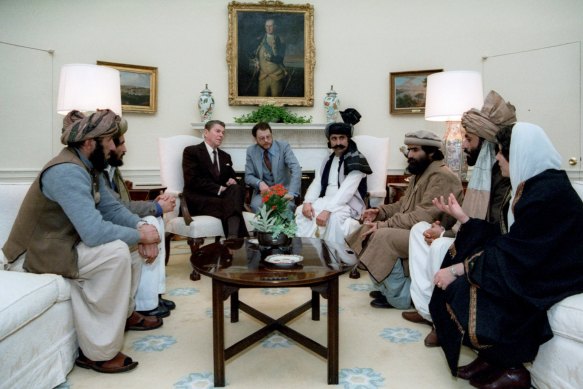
top-left (61, 241), bottom-right (474, 389)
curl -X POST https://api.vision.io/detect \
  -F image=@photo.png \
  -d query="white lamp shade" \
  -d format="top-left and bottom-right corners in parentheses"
top-left (57, 64), bottom-right (122, 115)
top-left (424, 71), bottom-right (484, 122)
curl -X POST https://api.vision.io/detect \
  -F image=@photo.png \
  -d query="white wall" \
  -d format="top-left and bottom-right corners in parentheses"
top-left (1, 0), bottom-right (582, 182)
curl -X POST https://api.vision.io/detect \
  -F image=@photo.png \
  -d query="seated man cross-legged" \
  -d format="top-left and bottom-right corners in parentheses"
top-left (182, 120), bottom-right (248, 238)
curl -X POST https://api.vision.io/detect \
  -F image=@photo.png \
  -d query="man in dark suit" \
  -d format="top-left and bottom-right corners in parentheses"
top-left (182, 120), bottom-right (248, 238)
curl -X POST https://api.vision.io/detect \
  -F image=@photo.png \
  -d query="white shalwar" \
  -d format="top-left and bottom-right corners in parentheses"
top-left (295, 156), bottom-right (365, 245)
top-left (134, 215), bottom-right (166, 311)
top-left (408, 221), bottom-right (453, 321)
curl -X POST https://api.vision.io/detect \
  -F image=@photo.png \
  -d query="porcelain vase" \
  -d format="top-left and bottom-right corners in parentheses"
top-left (198, 84), bottom-right (215, 123)
top-left (443, 121), bottom-right (467, 180)
top-left (323, 85), bottom-right (340, 123)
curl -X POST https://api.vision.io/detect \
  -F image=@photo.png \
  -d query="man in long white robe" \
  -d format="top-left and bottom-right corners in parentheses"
top-left (295, 122), bottom-right (371, 245)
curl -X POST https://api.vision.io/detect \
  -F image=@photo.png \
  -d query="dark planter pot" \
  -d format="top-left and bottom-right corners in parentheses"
top-left (257, 231), bottom-right (290, 247)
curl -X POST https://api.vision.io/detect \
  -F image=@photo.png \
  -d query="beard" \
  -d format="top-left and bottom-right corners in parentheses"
top-left (407, 155), bottom-right (431, 175)
top-left (89, 140), bottom-right (108, 172)
top-left (464, 139), bottom-right (483, 166)
top-left (108, 151), bottom-right (124, 167)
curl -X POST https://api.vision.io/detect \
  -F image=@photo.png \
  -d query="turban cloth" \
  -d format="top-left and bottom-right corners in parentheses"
top-left (61, 109), bottom-right (120, 145)
top-left (461, 90), bottom-right (517, 142)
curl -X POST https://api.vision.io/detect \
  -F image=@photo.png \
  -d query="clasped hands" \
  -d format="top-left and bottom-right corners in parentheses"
top-left (155, 193), bottom-right (176, 213)
top-left (219, 178), bottom-right (238, 193)
top-left (138, 224), bottom-right (160, 264)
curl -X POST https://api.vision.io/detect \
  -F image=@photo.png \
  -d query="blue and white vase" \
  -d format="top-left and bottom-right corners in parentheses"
top-left (323, 85), bottom-right (340, 123)
top-left (197, 84), bottom-right (215, 123)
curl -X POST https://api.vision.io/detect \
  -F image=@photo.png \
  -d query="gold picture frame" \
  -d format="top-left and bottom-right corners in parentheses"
top-left (96, 61), bottom-right (158, 114)
top-left (389, 69), bottom-right (442, 115)
top-left (227, 0), bottom-right (315, 106)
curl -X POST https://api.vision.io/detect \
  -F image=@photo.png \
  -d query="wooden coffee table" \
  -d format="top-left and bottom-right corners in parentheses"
top-left (190, 237), bottom-right (356, 387)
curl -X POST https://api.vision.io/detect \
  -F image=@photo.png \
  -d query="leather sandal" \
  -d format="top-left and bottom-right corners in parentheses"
top-left (76, 350), bottom-right (138, 374)
top-left (125, 311), bottom-right (163, 331)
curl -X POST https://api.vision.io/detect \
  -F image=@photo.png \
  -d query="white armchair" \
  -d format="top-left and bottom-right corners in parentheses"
top-left (352, 135), bottom-right (390, 208)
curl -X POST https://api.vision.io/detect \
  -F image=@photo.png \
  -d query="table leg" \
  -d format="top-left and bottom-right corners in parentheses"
top-left (311, 290), bottom-right (320, 321)
top-left (212, 279), bottom-right (225, 387)
top-left (231, 290), bottom-right (239, 323)
top-left (327, 277), bottom-right (339, 384)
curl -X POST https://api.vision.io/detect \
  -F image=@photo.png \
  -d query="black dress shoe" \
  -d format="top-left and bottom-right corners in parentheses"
top-left (370, 296), bottom-right (394, 309)
top-left (369, 290), bottom-right (384, 299)
top-left (159, 296), bottom-right (176, 310)
top-left (138, 302), bottom-right (170, 318)
top-left (471, 366), bottom-right (531, 389)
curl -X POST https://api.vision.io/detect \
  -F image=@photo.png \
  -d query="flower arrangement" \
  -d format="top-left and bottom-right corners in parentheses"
top-left (250, 184), bottom-right (297, 239)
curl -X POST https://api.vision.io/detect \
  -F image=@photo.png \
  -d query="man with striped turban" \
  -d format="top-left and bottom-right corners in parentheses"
top-left (3, 109), bottom-right (162, 373)
top-left (404, 90), bottom-right (516, 347)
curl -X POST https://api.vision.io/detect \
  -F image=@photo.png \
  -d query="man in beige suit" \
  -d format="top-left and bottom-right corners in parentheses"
top-left (347, 130), bottom-right (463, 310)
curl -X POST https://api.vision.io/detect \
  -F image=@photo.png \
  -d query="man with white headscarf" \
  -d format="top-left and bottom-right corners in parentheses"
top-left (429, 123), bottom-right (583, 388)
top-left (2, 109), bottom-right (162, 374)
top-left (404, 91), bottom-right (515, 347)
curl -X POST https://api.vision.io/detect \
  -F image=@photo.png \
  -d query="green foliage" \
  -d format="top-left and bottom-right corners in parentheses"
top-left (233, 104), bottom-right (312, 124)
top-left (249, 184), bottom-right (297, 238)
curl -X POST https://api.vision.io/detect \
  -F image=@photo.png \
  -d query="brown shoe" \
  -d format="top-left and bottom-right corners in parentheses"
top-left (470, 366), bottom-right (531, 389)
top-left (458, 356), bottom-right (495, 380)
top-left (402, 310), bottom-right (432, 326)
top-left (125, 311), bottom-right (163, 331)
top-left (424, 327), bottom-right (440, 347)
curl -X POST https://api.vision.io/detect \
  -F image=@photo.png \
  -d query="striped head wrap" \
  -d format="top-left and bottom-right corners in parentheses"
top-left (61, 109), bottom-right (120, 145)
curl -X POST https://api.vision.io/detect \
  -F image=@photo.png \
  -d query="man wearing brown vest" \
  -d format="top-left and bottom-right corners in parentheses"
top-left (2, 109), bottom-right (162, 373)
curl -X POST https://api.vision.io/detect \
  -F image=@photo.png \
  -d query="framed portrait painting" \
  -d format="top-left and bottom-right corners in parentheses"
top-left (227, 0), bottom-right (315, 106)
top-left (389, 69), bottom-right (442, 115)
top-left (96, 61), bottom-right (158, 114)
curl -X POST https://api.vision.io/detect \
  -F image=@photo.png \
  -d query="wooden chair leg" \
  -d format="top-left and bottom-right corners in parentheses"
top-left (188, 237), bottom-right (205, 281)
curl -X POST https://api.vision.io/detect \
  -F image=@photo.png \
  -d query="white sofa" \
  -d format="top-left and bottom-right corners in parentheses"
top-left (528, 180), bottom-right (583, 389)
top-left (0, 183), bottom-right (77, 389)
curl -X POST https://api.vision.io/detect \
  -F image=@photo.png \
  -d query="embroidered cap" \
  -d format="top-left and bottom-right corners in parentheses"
top-left (404, 130), bottom-right (442, 149)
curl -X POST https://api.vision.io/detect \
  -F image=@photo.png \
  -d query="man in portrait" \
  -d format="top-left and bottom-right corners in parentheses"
top-left (237, 12), bottom-right (305, 98)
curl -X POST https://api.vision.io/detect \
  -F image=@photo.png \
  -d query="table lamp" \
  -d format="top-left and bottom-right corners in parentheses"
top-left (57, 64), bottom-right (122, 115)
top-left (425, 70), bottom-right (483, 179)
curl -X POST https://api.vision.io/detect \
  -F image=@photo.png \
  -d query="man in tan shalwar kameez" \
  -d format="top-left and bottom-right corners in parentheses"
top-left (346, 130), bottom-right (463, 309)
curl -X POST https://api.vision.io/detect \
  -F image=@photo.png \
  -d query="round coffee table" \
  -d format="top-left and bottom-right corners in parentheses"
top-left (190, 237), bottom-right (357, 386)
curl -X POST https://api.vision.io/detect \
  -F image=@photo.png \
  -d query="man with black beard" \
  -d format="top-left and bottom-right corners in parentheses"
top-left (295, 122), bottom-right (372, 245)
top-left (346, 130), bottom-right (463, 310)
top-left (405, 91), bottom-right (515, 347)
top-left (103, 119), bottom-right (177, 318)
top-left (3, 109), bottom-right (162, 373)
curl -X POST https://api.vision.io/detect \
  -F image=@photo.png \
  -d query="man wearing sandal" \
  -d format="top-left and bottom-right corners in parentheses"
top-left (2, 110), bottom-right (162, 373)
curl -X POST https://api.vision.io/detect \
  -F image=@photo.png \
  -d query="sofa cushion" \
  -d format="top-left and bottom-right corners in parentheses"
top-left (547, 293), bottom-right (583, 343)
top-left (0, 270), bottom-right (71, 341)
